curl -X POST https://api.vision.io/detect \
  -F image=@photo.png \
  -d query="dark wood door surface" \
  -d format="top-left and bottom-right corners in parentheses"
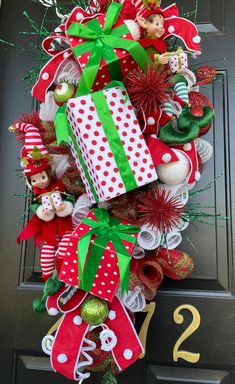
top-left (0, 1), bottom-right (235, 383)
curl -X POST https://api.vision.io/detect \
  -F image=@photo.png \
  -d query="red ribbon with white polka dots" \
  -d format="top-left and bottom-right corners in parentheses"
top-left (45, 289), bottom-right (144, 380)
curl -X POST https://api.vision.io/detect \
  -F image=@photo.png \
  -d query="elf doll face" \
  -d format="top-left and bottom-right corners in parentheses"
top-left (138, 14), bottom-right (165, 39)
top-left (30, 171), bottom-right (50, 189)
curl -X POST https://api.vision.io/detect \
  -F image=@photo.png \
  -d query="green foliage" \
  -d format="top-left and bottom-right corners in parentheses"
top-left (101, 369), bottom-right (118, 384)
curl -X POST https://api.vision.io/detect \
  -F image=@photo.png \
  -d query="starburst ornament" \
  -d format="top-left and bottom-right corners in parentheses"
top-left (125, 65), bottom-right (172, 116)
top-left (137, 188), bottom-right (185, 233)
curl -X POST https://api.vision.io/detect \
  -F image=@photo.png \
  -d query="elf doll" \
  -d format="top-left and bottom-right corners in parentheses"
top-left (10, 121), bottom-right (74, 281)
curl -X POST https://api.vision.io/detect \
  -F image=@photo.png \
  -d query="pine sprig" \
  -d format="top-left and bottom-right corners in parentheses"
top-left (101, 369), bottom-right (118, 384)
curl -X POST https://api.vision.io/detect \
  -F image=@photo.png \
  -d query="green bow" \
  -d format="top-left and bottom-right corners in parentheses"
top-left (78, 208), bottom-right (140, 295)
top-left (67, 2), bottom-right (152, 96)
top-left (159, 105), bottom-right (215, 145)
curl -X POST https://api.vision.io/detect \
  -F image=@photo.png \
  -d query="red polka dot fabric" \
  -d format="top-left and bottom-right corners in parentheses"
top-left (58, 210), bottom-right (137, 302)
top-left (66, 86), bottom-right (158, 203)
top-left (66, 13), bottom-right (139, 92)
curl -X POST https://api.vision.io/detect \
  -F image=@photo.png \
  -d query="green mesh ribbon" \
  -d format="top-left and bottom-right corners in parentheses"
top-left (78, 208), bottom-right (140, 294)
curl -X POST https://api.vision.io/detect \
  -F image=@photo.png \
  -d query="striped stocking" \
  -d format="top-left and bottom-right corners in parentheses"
top-left (161, 101), bottom-right (173, 117)
top-left (40, 242), bottom-right (57, 281)
top-left (174, 82), bottom-right (189, 104)
top-left (56, 231), bottom-right (73, 260)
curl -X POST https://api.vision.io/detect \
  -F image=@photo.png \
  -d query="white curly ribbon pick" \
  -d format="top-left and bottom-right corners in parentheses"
top-left (118, 286), bottom-right (146, 312)
top-left (72, 194), bottom-right (92, 227)
top-left (132, 244), bottom-right (145, 259)
top-left (100, 329), bottom-right (118, 352)
top-left (75, 338), bottom-right (96, 383)
top-left (137, 224), bottom-right (161, 250)
top-left (85, 0), bottom-right (101, 14)
top-left (39, 0), bottom-right (70, 21)
top-left (89, 324), bottom-right (117, 352)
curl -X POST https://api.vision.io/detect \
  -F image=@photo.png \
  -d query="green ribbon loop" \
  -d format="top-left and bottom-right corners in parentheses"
top-left (54, 104), bottom-right (70, 144)
top-left (66, 2), bottom-right (152, 96)
top-left (78, 208), bottom-right (140, 294)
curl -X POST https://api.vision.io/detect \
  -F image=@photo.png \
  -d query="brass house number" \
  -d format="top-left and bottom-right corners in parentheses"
top-left (173, 304), bottom-right (201, 363)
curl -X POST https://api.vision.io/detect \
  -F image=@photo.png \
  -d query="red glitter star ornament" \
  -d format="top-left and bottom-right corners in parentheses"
top-left (137, 188), bottom-right (185, 233)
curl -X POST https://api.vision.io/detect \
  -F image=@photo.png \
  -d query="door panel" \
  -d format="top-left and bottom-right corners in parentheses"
top-left (0, 0), bottom-right (235, 383)
top-left (147, 366), bottom-right (231, 384)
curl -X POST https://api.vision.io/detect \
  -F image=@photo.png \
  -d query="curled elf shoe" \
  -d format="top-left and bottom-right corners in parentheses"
top-left (159, 104), bottom-right (215, 145)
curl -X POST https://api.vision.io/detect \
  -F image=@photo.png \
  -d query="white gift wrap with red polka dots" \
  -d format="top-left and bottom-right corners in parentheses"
top-left (58, 210), bottom-right (137, 302)
top-left (169, 52), bottom-right (188, 73)
top-left (42, 191), bottom-right (63, 211)
top-left (66, 86), bottom-right (158, 203)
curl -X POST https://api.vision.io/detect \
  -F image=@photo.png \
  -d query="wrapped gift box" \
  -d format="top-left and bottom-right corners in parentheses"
top-left (66, 85), bottom-right (158, 203)
top-left (169, 49), bottom-right (188, 73)
top-left (58, 209), bottom-right (139, 302)
top-left (65, 3), bottom-right (151, 93)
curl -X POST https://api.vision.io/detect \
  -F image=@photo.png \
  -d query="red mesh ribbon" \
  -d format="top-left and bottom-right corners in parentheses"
top-left (129, 257), bottom-right (164, 300)
top-left (156, 248), bottom-right (194, 280)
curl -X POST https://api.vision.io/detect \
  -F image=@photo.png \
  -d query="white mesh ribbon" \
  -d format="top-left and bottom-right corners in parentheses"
top-left (163, 230), bottom-right (182, 250)
top-left (158, 183), bottom-right (189, 206)
top-left (41, 335), bottom-right (55, 355)
top-left (98, 201), bottom-right (112, 210)
top-left (137, 224), bottom-right (161, 250)
top-left (132, 244), bottom-right (145, 259)
top-left (39, 91), bottom-right (59, 121)
top-left (72, 194), bottom-right (92, 227)
top-left (51, 154), bottom-right (70, 179)
top-left (195, 138), bottom-right (213, 163)
top-left (56, 59), bottom-right (81, 85)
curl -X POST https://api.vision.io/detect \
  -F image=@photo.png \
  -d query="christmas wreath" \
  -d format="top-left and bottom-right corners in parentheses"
top-left (8, 0), bottom-right (220, 382)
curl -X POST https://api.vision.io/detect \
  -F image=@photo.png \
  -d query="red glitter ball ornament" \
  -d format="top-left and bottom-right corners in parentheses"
top-left (125, 65), bottom-right (172, 116)
top-left (137, 188), bottom-right (185, 233)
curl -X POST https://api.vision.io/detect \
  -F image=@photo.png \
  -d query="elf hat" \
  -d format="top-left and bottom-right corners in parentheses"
top-left (9, 121), bottom-right (50, 176)
top-left (136, 0), bottom-right (164, 17)
top-left (11, 122), bottom-right (49, 156)
top-left (23, 148), bottom-right (51, 177)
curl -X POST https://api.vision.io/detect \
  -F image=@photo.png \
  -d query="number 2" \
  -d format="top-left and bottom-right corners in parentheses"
top-left (173, 304), bottom-right (201, 363)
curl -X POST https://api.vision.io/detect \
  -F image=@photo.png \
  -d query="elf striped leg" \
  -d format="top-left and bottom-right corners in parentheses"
top-left (174, 82), bottom-right (189, 104)
top-left (57, 231), bottom-right (73, 259)
top-left (40, 242), bottom-right (57, 281)
top-left (161, 101), bottom-right (173, 118)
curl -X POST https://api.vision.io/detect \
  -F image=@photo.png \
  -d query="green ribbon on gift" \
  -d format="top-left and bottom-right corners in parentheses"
top-left (91, 87), bottom-right (138, 192)
top-left (56, 82), bottom-right (138, 201)
top-left (54, 104), bottom-right (70, 144)
top-left (78, 208), bottom-right (140, 294)
top-left (67, 2), bottom-right (152, 96)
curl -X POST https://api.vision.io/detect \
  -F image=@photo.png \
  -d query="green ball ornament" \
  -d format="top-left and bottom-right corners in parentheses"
top-left (54, 82), bottom-right (76, 106)
top-left (81, 296), bottom-right (109, 325)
